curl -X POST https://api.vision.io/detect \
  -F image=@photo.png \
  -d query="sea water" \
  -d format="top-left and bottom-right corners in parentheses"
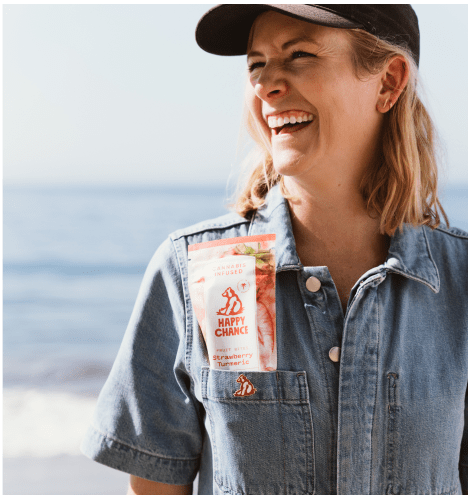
top-left (3, 185), bottom-right (228, 458)
top-left (4, 185), bottom-right (468, 458)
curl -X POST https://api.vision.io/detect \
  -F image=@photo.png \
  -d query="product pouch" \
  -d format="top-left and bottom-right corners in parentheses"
top-left (188, 234), bottom-right (276, 371)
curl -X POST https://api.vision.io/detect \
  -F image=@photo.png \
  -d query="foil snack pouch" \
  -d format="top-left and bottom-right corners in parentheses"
top-left (188, 235), bottom-right (276, 371)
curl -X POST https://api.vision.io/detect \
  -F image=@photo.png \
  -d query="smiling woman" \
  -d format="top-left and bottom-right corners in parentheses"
top-left (239, 12), bottom-right (444, 239)
top-left (81, 5), bottom-right (468, 495)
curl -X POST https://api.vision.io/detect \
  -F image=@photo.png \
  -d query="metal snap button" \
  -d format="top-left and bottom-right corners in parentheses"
top-left (329, 346), bottom-right (341, 363)
top-left (306, 276), bottom-right (321, 292)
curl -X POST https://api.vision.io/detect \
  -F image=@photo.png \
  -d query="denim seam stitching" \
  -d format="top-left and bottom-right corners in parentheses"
top-left (435, 225), bottom-right (468, 240)
top-left (203, 398), bottom-right (304, 403)
top-left (171, 219), bottom-right (249, 241)
top-left (171, 237), bottom-right (193, 375)
top-left (276, 371), bottom-right (287, 495)
top-left (299, 374), bottom-right (310, 494)
top-left (89, 425), bottom-right (201, 462)
top-left (435, 487), bottom-right (462, 495)
top-left (369, 287), bottom-right (381, 493)
top-left (299, 268), bottom-right (337, 493)
top-left (338, 281), bottom-right (367, 492)
top-left (386, 372), bottom-right (399, 493)
top-left (298, 372), bottom-right (315, 495)
top-left (422, 226), bottom-right (441, 286)
top-left (201, 370), bottom-right (223, 490)
top-left (202, 371), bottom-right (251, 495)
top-left (386, 268), bottom-right (438, 293)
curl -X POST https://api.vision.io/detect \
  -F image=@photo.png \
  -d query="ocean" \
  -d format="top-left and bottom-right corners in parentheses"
top-left (3, 185), bottom-right (468, 493)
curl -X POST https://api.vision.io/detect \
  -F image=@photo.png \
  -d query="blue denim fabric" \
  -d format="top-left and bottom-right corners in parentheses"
top-left (81, 185), bottom-right (468, 495)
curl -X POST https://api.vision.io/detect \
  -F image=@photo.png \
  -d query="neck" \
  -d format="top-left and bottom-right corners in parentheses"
top-left (284, 176), bottom-right (389, 303)
top-left (284, 177), bottom-right (381, 245)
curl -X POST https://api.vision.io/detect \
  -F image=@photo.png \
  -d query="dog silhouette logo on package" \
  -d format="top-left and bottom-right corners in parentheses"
top-left (216, 287), bottom-right (244, 316)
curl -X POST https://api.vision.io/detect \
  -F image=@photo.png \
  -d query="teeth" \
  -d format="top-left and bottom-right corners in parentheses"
top-left (267, 113), bottom-right (314, 129)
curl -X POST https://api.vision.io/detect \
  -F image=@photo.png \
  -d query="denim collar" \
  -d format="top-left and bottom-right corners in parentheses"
top-left (248, 185), bottom-right (302, 273)
top-left (386, 224), bottom-right (440, 293)
top-left (248, 185), bottom-right (440, 292)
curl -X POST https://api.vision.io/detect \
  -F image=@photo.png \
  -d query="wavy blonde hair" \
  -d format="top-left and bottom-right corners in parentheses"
top-left (234, 28), bottom-right (448, 235)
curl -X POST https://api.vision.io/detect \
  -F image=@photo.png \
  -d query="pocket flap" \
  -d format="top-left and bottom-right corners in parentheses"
top-left (201, 368), bottom-right (309, 402)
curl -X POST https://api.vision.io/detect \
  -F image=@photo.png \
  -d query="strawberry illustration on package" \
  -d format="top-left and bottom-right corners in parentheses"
top-left (188, 235), bottom-right (276, 371)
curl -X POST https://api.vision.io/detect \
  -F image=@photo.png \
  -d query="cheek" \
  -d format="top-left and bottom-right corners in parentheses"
top-left (245, 86), bottom-right (270, 138)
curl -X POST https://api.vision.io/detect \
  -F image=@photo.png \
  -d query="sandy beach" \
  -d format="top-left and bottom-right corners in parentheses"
top-left (4, 455), bottom-right (129, 495)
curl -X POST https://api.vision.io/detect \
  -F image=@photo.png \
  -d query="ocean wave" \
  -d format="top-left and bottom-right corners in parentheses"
top-left (4, 387), bottom-right (97, 458)
top-left (3, 262), bottom-right (146, 276)
top-left (4, 358), bottom-right (112, 389)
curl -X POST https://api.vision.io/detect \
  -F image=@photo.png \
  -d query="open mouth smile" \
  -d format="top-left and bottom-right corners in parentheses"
top-left (267, 111), bottom-right (314, 136)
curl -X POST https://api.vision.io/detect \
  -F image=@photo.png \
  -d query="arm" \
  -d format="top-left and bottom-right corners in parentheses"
top-left (81, 238), bottom-right (202, 485)
top-left (461, 388), bottom-right (468, 495)
top-left (128, 476), bottom-right (192, 495)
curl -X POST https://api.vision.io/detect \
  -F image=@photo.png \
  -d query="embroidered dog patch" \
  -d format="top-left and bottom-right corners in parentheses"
top-left (233, 374), bottom-right (257, 397)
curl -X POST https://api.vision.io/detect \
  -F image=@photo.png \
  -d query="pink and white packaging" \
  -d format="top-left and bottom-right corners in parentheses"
top-left (188, 235), bottom-right (276, 371)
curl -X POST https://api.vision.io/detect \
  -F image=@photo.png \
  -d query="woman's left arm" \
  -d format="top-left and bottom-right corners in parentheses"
top-left (460, 389), bottom-right (468, 494)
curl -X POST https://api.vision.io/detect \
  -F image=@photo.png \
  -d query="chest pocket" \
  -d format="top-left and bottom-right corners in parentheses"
top-left (201, 368), bottom-right (315, 495)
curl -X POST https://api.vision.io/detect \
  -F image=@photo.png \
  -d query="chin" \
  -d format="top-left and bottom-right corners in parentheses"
top-left (271, 150), bottom-right (313, 178)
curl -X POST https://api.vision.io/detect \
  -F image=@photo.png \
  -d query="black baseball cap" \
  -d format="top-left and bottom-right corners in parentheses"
top-left (196, 4), bottom-right (420, 66)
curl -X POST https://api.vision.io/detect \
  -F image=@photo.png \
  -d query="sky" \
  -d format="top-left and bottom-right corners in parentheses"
top-left (4, 4), bottom-right (468, 187)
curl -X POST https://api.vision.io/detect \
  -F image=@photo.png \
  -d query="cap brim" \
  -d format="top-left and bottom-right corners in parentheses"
top-left (196, 4), bottom-right (363, 56)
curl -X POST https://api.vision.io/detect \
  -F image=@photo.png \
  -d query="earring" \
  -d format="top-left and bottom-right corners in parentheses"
top-left (379, 98), bottom-right (389, 112)
top-left (380, 97), bottom-right (394, 112)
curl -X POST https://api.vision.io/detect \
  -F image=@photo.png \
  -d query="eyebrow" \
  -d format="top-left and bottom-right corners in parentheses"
top-left (247, 36), bottom-right (319, 59)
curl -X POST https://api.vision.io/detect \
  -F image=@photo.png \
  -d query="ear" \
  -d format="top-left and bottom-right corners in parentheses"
top-left (376, 55), bottom-right (410, 113)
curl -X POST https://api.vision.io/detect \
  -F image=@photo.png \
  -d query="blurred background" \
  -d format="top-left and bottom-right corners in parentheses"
top-left (3, 4), bottom-right (468, 495)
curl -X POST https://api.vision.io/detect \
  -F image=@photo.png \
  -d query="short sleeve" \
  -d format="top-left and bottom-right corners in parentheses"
top-left (81, 237), bottom-right (203, 485)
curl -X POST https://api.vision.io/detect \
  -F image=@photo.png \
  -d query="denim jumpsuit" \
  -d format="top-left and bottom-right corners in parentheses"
top-left (82, 185), bottom-right (468, 495)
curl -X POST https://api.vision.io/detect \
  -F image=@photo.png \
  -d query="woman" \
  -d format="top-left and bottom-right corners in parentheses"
top-left (82, 5), bottom-right (468, 495)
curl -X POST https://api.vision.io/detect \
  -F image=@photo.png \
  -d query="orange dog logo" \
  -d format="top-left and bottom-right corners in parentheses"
top-left (216, 287), bottom-right (244, 316)
top-left (233, 374), bottom-right (257, 397)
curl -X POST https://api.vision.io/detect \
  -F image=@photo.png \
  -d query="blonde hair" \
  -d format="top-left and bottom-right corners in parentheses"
top-left (234, 28), bottom-right (448, 235)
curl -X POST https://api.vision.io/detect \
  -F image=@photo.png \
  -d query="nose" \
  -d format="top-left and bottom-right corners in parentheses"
top-left (252, 64), bottom-right (288, 102)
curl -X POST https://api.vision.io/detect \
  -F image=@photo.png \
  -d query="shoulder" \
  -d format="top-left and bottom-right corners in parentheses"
top-left (169, 211), bottom-right (251, 248)
top-left (426, 223), bottom-right (468, 247)
top-left (432, 223), bottom-right (468, 241)
top-left (131, 212), bottom-right (251, 336)
top-left (425, 223), bottom-right (468, 268)
top-left (144, 211), bottom-right (251, 278)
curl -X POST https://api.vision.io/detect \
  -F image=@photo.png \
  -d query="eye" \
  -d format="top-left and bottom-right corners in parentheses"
top-left (290, 50), bottom-right (316, 60)
top-left (247, 61), bottom-right (265, 73)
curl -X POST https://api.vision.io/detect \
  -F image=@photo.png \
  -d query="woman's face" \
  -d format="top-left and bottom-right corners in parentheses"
top-left (246, 11), bottom-right (384, 185)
